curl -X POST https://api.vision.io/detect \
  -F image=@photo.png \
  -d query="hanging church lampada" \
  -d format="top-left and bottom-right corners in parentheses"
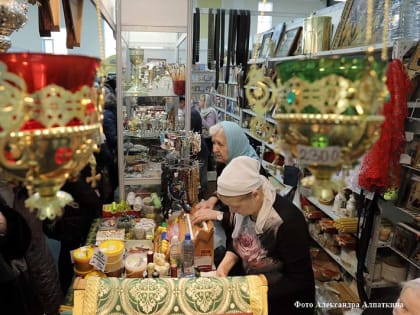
top-left (0, 52), bottom-right (103, 220)
top-left (0, 0), bottom-right (28, 52)
top-left (246, 55), bottom-right (388, 204)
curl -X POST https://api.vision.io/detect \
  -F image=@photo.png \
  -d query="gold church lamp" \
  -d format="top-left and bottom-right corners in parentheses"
top-left (247, 0), bottom-right (390, 204)
top-left (0, 52), bottom-right (103, 220)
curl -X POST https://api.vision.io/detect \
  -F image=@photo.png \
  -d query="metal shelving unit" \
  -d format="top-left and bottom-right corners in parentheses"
top-left (115, 0), bottom-right (191, 199)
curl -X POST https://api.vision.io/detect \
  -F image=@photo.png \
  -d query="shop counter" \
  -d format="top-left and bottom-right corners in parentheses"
top-left (73, 275), bottom-right (267, 315)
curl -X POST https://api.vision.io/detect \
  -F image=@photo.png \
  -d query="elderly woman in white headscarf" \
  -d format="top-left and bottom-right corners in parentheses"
top-left (215, 156), bottom-right (315, 315)
top-left (393, 278), bottom-right (420, 315)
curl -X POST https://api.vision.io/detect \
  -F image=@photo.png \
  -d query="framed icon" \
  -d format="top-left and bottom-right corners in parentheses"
top-left (276, 26), bottom-right (302, 57)
top-left (259, 31), bottom-right (274, 58)
top-left (271, 23), bottom-right (286, 56)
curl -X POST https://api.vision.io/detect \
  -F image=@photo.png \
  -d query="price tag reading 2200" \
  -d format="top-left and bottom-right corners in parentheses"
top-left (297, 145), bottom-right (341, 165)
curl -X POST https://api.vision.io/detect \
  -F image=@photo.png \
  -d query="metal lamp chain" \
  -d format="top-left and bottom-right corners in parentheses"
top-left (95, 0), bottom-right (106, 81)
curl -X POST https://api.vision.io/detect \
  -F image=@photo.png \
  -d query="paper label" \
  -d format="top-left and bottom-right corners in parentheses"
top-left (405, 131), bottom-right (414, 142)
top-left (364, 190), bottom-right (375, 200)
top-left (89, 248), bottom-right (108, 272)
top-left (400, 153), bottom-right (412, 165)
top-left (297, 145), bottom-right (341, 165)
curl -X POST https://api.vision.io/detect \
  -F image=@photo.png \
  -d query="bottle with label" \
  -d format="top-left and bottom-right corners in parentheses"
top-left (169, 235), bottom-right (182, 272)
top-left (160, 232), bottom-right (169, 254)
top-left (346, 194), bottom-right (357, 217)
top-left (168, 217), bottom-right (179, 241)
top-left (181, 233), bottom-right (195, 277)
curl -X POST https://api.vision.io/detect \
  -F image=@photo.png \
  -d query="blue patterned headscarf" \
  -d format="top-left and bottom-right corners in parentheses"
top-left (219, 121), bottom-right (258, 163)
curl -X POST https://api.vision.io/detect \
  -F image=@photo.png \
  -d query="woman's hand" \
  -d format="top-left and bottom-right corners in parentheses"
top-left (196, 196), bottom-right (218, 210)
top-left (215, 251), bottom-right (239, 277)
top-left (191, 209), bottom-right (220, 225)
top-left (215, 266), bottom-right (229, 277)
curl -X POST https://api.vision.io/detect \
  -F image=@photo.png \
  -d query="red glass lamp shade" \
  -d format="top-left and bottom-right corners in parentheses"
top-left (0, 53), bottom-right (102, 220)
top-left (0, 53), bottom-right (99, 93)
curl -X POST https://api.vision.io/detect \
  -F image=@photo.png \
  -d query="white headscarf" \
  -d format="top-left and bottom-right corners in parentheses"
top-left (217, 156), bottom-right (282, 235)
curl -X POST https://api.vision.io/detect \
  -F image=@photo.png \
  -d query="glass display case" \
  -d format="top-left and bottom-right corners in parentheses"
top-left (116, 0), bottom-right (191, 200)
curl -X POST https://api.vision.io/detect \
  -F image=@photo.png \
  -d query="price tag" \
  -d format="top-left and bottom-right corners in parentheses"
top-left (89, 248), bottom-right (108, 272)
top-left (363, 190), bottom-right (375, 200)
top-left (405, 131), bottom-right (414, 142)
top-left (297, 145), bottom-right (341, 165)
top-left (400, 153), bottom-right (412, 165)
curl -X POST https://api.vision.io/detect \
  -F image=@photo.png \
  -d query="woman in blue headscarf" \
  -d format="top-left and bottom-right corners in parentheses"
top-left (191, 121), bottom-right (265, 267)
top-left (212, 121), bottom-right (259, 164)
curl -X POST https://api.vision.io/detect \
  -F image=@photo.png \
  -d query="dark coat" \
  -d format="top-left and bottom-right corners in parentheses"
top-left (227, 194), bottom-right (315, 315)
top-left (103, 93), bottom-right (118, 155)
top-left (0, 198), bottom-right (35, 315)
top-left (6, 187), bottom-right (63, 315)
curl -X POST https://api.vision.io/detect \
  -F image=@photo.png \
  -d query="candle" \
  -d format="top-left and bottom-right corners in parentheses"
top-left (98, 240), bottom-right (125, 263)
top-left (72, 246), bottom-right (94, 272)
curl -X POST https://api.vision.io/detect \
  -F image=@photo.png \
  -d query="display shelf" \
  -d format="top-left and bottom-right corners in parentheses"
top-left (123, 132), bottom-right (161, 140)
top-left (265, 42), bottom-right (395, 65)
top-left (377, 240), bottom-right (391, 248)
top-left (306, 196), bottom-right (340, 221)
top-left (214, 93), bottom-right (236, 102)
top-left (218, 80), bottom-right (238, 85)
top-left (242, 108), bottom-right (256, 117)
top-left (214, 106), bottom-right (225, 114)
top-left (365, 278), bottom-right (397, 289)
top-left (396, 206), bottom-right (420, 223)
top-left (124, 177), bottom-right (161, 186)
top-left (261, 160), bottom-right (284, 184)
top-left (244, 128), bottom-right (266, 143)
top-left (265, 116), bottom-right (277, 125)
top-left (247, 58), bottom-right (266, 65)
top-left (227, 111), bottom-right (241, 121)
top-left (401, 164), bottom-right (420, 172)
top-left (116, 0), bottom-right (190, 200)
top-left (123, 90), bottom-right (179, 97)
top-left (388, 245), bottom-right (420, 269)
top-left (309, 231), bottom-right (357, 278)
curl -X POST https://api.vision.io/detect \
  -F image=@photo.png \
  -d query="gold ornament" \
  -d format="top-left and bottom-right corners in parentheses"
top-left (245, 65), bottom-right (278, 115)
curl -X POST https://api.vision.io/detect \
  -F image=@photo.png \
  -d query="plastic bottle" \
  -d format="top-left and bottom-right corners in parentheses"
top-left (160, 232), bottom-right (169, 254)
top-left (181, 233), bottom-right (195, 277)
top-left (346, 194), bottom-right (357, 217)
top-left (333, 191), bottom-right (346, 214)
top-left (169, 235), bottom-right (182, 271)
top-left (168, 218), bottom-right (180, 241)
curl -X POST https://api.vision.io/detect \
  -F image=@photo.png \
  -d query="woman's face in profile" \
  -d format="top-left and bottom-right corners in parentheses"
top-left (212, 131), bottom-right (229, 164)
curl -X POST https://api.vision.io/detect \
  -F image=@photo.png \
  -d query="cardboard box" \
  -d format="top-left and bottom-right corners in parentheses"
top-left (156, 209), bottom-right (214, 269)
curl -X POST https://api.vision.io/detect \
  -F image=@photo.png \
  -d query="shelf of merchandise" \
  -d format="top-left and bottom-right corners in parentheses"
top-left (124, 177), bottom-right (161, 186)
top-left (115, 0), bottom-right (191, 200)
top-left (251, 41), bottom-right (400, 66)
top-left (261, 160), bottom-right (294, 197)
top-left (226, 111), bottom-right (241, 121)
top-left (191, 69), bottom-right (215, 106)
top-left (308, 230), bottom-right (357, 278)
top-left (214, 92), bottom-right (236, 102)
top-left (306, 196), bottom-right (340, 221)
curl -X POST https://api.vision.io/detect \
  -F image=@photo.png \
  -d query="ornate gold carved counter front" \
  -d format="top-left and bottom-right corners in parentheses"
top-left (74, 275), bottom-right (268, 315)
